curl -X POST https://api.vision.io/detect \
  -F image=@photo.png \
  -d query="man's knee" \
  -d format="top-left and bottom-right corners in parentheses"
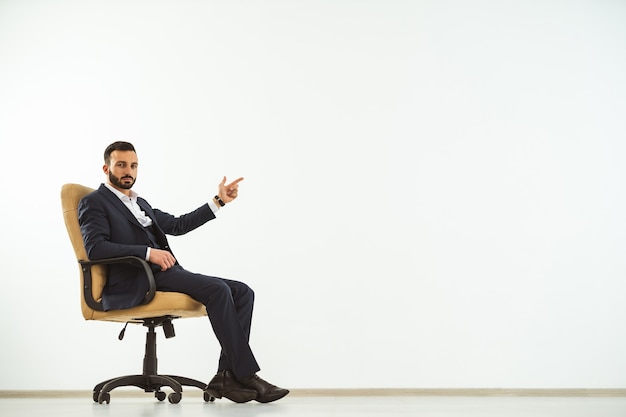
top-left (205, 279), bottom-right (254, 307)
top-left (212, 279), bottom-right (234, 298)
top-left (237, 282), bottom-right (254, 303)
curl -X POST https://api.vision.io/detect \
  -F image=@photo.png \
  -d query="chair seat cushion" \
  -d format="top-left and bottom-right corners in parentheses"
top-left (85, 291), bottom-right (207, 322)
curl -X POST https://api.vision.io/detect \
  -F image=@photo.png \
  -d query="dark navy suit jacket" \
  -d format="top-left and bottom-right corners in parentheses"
top-left (77, 184), bottom-right (215, 311)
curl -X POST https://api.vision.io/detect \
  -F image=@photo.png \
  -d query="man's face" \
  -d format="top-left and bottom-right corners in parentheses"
top-left (104, 150), bottom-right (138, 193)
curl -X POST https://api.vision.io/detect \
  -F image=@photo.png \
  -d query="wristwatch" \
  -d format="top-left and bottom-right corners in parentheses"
top-left (214, 195), bottom-right (226, 207)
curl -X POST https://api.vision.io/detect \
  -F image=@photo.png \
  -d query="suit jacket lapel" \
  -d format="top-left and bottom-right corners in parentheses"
top-left (136, 198), bottom-right (168, 240)
top-left (136, 197), bottom-right (171, 250)
top-left (136, 198), bottom-right (152, 219)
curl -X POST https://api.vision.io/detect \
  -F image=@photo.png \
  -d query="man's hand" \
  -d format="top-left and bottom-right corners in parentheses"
top-left (218, 176), bottom-right (244, 204)
top-left (149, 248), bottom-right (177, 271)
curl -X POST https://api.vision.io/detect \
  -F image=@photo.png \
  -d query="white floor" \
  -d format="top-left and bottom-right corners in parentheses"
top-left (2, 395), bottom-right (626, 417)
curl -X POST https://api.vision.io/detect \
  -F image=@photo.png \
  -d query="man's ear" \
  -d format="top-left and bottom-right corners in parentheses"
top-left (102, 164), bottom-right (109, 175)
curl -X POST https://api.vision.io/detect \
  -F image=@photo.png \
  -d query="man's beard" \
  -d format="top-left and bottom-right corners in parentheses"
top-left (109, 171), bottom-right (136, 189)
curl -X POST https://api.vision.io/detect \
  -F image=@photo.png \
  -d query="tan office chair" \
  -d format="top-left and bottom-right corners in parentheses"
top-left (61, 183), bottom-right (215, 404)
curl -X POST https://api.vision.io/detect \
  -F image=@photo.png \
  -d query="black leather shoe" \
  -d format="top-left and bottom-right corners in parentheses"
top-left (205, 370), bottom-right (258, 403)
top-left (240, 374), bottom-right (289, 403)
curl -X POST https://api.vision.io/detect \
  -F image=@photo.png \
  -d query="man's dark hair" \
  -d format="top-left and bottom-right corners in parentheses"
top-left (104, 141), bottom-right (136, 165)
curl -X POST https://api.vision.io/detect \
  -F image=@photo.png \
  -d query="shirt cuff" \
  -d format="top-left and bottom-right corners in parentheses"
top-left (146, 247), bottom-right (151, 261)
top-left (208, 199), bottom-right (220, 214)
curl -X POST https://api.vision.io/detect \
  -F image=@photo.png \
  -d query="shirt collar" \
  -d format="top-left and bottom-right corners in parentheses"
top-left (104, 182), bottom-right (139, 202)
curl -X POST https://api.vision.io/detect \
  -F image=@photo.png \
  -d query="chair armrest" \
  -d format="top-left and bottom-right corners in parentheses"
top-left (78, 256), bottom-right (157, 311)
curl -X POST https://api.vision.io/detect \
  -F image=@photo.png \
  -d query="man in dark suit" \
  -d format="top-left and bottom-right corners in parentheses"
top-left (78, 141), bottom-right (289, 403)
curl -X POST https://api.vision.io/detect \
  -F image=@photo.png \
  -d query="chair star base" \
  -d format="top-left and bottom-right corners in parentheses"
top-left (91, 316), bottom-right (215, 404)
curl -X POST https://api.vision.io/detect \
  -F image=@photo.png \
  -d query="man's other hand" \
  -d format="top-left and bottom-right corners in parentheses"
top-left (149, 248), bottom-right (177, 271)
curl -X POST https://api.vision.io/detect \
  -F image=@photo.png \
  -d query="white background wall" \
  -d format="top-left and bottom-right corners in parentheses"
top-left (1, 0), bottom-right (625, 390)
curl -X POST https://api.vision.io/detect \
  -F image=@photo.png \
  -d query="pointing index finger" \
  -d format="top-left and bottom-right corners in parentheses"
top-left (227, 177), bottom-right (244, 187)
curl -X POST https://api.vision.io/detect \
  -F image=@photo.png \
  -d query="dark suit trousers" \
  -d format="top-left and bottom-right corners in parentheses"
top-left (154, 265), bottom-right (260, 380)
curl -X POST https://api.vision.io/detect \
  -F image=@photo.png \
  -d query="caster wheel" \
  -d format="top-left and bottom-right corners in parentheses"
top-left (98, 392), bottom-right (110, 404)
top-left (168, 392), bottom-right (181, 404)
top-left (203, 391), bottom-right (216, 402)
top-left (155, 391), bottom-right (167, 401)
top-left (92, 391), bottom-right (100, 403)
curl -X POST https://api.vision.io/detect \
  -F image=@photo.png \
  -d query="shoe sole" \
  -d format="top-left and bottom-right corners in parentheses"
top-left (205, 388), bottom-right (257, 404)
top-left (256, 390), bottom-right (290, 403)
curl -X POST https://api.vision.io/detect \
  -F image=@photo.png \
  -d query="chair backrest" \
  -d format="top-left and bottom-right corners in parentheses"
top-left (61, 183), bottom-right (107, 319)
